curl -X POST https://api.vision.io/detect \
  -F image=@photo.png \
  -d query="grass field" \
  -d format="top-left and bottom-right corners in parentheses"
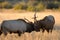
top-left (0, 10), bottom-right (60, 40)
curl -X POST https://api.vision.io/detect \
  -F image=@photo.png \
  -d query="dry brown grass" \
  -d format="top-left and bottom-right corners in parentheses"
top-left (0, 30), bottom-right (60, 40)
top-left (0, 10), bottom-right (60, 40)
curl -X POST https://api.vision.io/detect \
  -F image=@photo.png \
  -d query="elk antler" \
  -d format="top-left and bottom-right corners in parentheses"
top-left (34, 8), bottom-right (37, 23)
top-left (24, 17), bottom-right (31, 22)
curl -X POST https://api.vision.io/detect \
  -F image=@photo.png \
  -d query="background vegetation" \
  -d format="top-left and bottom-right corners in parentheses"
top-left (0, 0), bottom-right (60, 11)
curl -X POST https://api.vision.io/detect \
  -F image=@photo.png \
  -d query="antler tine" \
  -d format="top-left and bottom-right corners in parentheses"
top-left (34, 8), bottom-right (37, 22)
top-left (24, 17), bottom-right (31, 22)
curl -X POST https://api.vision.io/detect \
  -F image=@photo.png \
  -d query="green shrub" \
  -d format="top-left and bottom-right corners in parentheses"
top-left (26, 1), bottom-right (35, 11)
top-left (0, 0), bottom-right (5, 3)
top-left (46, 2), bottom-right (59, 9)
top-left (13, 4), bottom-right (23, 10)
top-left (0, 3), bottom-right (2, 8)
top-left (27, 5), bottom-right (35, 11)
top-left (36, 2), bottom-right (45, 11)
top-left (13, 2), bottom-right (27, 10)
top-left (27, 1), bottom-right (45, 11)
top-left (0, 2), bottom-right (13, 9)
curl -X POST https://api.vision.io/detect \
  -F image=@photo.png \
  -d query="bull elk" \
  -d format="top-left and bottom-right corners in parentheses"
top-left (1, 19), bottom-right (34, 36)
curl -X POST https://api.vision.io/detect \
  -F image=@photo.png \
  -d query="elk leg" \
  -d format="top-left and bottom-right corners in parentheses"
top-left (3, 30), bottom-right (7, 36)
top-left (50, 26), bottom-right (53, 33)
top-left (18, 31), bottom-right (21, 36)
top-left (2, 27), bottom-right (8, 36)
top-left (9, 32), bottom-right (12, 34)
top-left (42, 28), bottom-right (45, 33)
top-left (0, 31), bottom-right (2, 35)
top-left (50, 29), bottom-right (52, 33)
top-left (46, 29), bottom-right (49, 33)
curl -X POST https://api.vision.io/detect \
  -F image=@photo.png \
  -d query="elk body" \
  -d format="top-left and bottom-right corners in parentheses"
top-left (1, 19), bottom-right (34, 36)
top-left (24, 12), bottom-right (55, 33)
top-left (34, 15), bottom-right (55, 33)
